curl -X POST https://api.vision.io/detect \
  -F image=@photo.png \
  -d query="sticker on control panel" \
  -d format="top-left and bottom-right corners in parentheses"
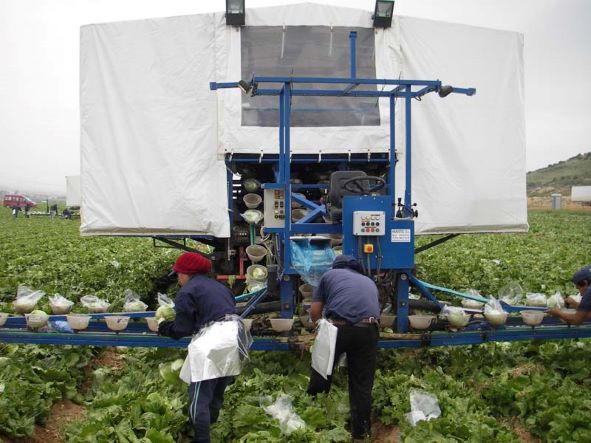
top-left (391, 229), bottom-right (411, 242)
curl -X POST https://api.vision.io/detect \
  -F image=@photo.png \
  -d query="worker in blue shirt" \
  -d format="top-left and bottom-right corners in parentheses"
top-left (307, 255), bottom-right (380, 442)
top-left (549, 265), bottom-right (591, 325)
top-left (158, 252), bottom-right (236, 443)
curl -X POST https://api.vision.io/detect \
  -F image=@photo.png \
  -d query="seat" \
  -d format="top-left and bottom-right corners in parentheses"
top-left (326, 170), bottom-right (367, 221)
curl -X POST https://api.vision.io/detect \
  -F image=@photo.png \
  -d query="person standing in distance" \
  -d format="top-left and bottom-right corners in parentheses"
top-left (158, 252), bottom-right (236, 443)
top-left (307, 255), bottom-right (380, 442)
top-left (549, 265), bottom-right (591, 325)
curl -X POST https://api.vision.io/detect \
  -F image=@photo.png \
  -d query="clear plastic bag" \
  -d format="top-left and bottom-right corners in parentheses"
top-left (525, 292), bottom-right (547, 307)
top-left (240, 209), bottom-right (264, 225)
top-left (80, 295), bottom-right (110, 313)
top-left (14, 285), bottom-right (45, 314)
top-left (157, 292), bottom-right (174, 308)
top-left (442, 306), bottom-right (470, 328)
top-left (263, 394), bottom-right (306, 435)
top-left (484, 295), bottom-right (508, 326)
top-left (405, 389), bottom-right (441, 427)
top-left (547, 291), bottom-right (565, 309)
top-left (499, 281), bottom-right (523, 305)
top-left (290, 238), bottom-right (336, 286)
top-left (49, 294), bottom-right (74, 315)
top-left (122, 289), bottom-right (148, 312)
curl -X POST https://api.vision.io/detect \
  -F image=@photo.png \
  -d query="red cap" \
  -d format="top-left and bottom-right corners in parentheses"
top-left (172, 252), bottom-right (212, 275)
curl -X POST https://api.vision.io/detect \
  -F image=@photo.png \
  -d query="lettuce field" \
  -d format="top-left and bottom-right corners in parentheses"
top-left (1, 207), bottom-right (590, 442)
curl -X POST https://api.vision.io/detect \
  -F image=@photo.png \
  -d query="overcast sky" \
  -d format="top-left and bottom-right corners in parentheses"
top-left (1, 0), bottom-right (589, 195)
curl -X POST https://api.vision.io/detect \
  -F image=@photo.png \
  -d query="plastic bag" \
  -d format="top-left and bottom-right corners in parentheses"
top-left (405, 389), bottom-right (441, 426)
top-left (240, 209), bottom-right (264, 225)
top-left (122, 289), bottom-right (148, 312)
top-left (157, 293), bottom-right (175, 308)
top-left (525, 293), bottom-right (547, 307)
top-left (290, 238), bottom-right (336, 286)
top-left (499, 281), bottom-right (523, 305)
top-left (311, 319), bottom-right (338, 380)
top-left (80, 295), bottom-right (110, 313)
top-left (484, 296), bottom-right (508, 325)
top-left (14, 285), bottom-right (45, 314)
top-left (49, 294), bottom-right (74, 315)
top-left (547, 291), bottom-right (565, 309)
top-left (179, 314), bottom-right (252, 384)
top-left (461, 289), bottom-right (485, 309)
top-left (263, 394), bottom-right (306, 435)
top-left (443, 306), bottom-right (470, 328)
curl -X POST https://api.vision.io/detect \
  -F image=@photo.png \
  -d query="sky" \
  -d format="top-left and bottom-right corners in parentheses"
top-left (0, 0), bottom-right (589, 195)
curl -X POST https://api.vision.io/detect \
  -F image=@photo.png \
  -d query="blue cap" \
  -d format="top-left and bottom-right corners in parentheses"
top-left (572, 265), bottom-right (591, 286)
top-left (332, 255), bottom-right (363, 273)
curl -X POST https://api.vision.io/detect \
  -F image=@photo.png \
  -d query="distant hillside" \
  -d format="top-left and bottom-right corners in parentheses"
top-left (527, 152), bottom-right (591, 197)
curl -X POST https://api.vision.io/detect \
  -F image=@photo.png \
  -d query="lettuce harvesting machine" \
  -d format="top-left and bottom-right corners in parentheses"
top-left (2, 31), bottom-right (590, 350)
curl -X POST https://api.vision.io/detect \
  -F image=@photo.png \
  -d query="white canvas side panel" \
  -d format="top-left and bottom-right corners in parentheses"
top-left (571, 186), bottom-right (591, 202)
top-left (66, 175), bottom-right (81, 207)
top-left (214, 4), bottom-right (400, 155)
top-left (397, 16), bottom-right (528, 234)
top-left (80, 14), bottom-right (229, 237)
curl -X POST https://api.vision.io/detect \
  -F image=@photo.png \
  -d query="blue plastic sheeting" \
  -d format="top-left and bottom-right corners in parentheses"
top-left (290, 238), bottom-right (336, 286)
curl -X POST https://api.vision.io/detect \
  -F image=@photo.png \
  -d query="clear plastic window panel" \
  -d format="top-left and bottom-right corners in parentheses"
top-left (241, 26), bottom-right (380, 127)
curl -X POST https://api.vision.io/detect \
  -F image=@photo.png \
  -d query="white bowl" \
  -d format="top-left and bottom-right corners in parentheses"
top-left (246, 245), bottom-right (267, 263)
top-left (380, 314), bottom-right (396, 329)
top-left (146, 317), bottom-right (159, 332)
top-left (0, 313), bottom-right (8, 327)
top-left (409, 315), bottom-right (435, 330)
top-left (520, 310), bottom-right (545, 326)
top-left (105, 315), bottom-right (130, 331)
top-left (66, 314), bottom-right (91, 331)
top-left (246, 264), bottom-right (268, 281)
top-left (241, 318), bottom-right (253, 332)
top-left (484, 311), bottom-right (508, 327)
top-left (243, 193), bottom-right (262, 209)
top-left (270, 318), bottom-right (294, 332)
top-left (298, 284), bottom-right (314, 299)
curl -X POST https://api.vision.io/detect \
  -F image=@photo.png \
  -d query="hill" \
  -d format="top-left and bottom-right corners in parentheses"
top-left (527, 152), bottom-right (591, 197)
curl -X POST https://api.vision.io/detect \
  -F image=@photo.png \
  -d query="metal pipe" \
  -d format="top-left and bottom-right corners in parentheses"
top-left (349, 31), bottom-right (357, 79)
top-left (404, 85), bottom-right (412, 212)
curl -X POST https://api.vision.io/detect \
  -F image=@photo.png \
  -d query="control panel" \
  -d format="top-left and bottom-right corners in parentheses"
top-left (353, 211), bottom-right (385, 236)
top-left (263, 188), bottom-right (286, 228)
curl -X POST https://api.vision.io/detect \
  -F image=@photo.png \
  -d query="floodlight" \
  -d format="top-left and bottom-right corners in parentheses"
top-left (373, 1), bottom-right (395, 28)
top-left (438, 85), bottom-right (454, 98)
top-left (238, 80), bottom-right (252, 94)
top-left (226, 0), bottom-right (245, 26)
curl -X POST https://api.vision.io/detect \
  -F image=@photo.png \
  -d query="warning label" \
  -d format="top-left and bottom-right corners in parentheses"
top-left (391, 229), bottom-right (411, 243)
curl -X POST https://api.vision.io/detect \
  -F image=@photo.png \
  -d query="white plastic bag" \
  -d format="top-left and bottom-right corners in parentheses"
top-left (525, 293), bottom-right (547, 307)
top-left (499, 281), bottom-right (523, 305)
top-left (240, 209), bottom-right (264, 225)
top-left (122, 289), bottom-right (148, 312)
top-left (311, 319), bottom-right (338, 380)
top-left (443, 306), bottom-right (470, 328)
top-left (157, 292), bottom-right (175, 308)
top-left (484, 296), bottom-right (508, 326)
top-left (49, 294), bottom-right (74, 315)
top-left (547, 291), bottom-right (565, 309)
top-left (461, 289), bottom-right (485, 309)
top-left (80, 295), bottom-right (110, 313)
top-left (263, 394), bottom-right (306, 435)
top-left (14, 285), bottom-right (45, 314)
top-left (405, 389), bottom-right (441, 426)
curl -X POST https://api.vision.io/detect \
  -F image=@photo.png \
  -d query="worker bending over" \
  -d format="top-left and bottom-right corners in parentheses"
top-left (549, 265), bottom-right (591, 325)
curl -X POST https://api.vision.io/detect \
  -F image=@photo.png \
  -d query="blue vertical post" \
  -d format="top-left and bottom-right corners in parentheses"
top-left (278, 86), bottom-right (285, 183)
top-left (389, 95), bottom-right (396, 199)
top-left (396, 273), bottom-right (410, 333)
top-left (404, 85), bottom-right (412, 212)
top-left (349, 31), bottom-right (357, 79)
top-left (281, 81), bottom-right (293, 319)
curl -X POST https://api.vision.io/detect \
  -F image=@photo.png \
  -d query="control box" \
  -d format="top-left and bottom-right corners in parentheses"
top-left (353, 210), bottom-right (385, 236)
top-left (263, 188), bottom-right (286, 228)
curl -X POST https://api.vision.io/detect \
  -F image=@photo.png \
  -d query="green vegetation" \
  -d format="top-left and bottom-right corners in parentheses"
top-left (527, 151), bottom-right (591, 196)
top-left (0, 207), bottom-right (591, 442)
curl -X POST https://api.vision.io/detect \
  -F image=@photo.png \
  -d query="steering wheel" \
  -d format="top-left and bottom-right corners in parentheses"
top-left (342, 176), bottom-right (386, 195)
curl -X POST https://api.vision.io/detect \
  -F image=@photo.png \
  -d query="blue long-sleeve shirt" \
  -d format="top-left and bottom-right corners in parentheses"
top-left (158, 274), bottom-right (236, 340)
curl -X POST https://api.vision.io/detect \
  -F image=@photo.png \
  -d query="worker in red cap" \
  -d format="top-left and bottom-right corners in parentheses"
top-left (548, 265), bottom-right (591, 325)
top-left (158, 252), bottom-right (237, 443)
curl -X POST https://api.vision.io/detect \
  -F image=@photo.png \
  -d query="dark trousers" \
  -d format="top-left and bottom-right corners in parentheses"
top-left (307, 324), bottom-right (379, 439)
top-left (188, 376), bottom-right (233, 443)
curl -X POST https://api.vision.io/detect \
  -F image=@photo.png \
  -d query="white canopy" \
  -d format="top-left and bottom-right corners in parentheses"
top-left (66, 175), bottom-right (81, 207)
top-left (80, 3), bottom-right (527, 237)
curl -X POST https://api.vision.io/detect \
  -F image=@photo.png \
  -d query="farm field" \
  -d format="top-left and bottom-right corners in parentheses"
top-left (0, 208), bottom-right (590, 442)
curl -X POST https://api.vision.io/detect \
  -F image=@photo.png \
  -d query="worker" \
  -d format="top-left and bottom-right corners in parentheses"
top-left (306, 255), bottom-right (380, 442)
top-left (548, 265), bottom-right (591, 325)
top-left (158, 252), bottom-right (238, 443)
top-left (24, 204), bottom-right (31, 218)
top-left (50, 203), bottom-right (58, 218)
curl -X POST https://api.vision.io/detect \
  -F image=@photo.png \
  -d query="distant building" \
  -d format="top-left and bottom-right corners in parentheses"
top-left (571, 186), bottom-right (591, 205)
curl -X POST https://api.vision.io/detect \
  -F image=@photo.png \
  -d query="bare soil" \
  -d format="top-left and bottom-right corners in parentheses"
top-left (372, 422), bottom-right (400, 443)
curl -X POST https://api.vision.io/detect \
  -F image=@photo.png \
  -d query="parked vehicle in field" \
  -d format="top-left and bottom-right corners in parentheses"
top-left (3, 194), bottom-right (36, 209)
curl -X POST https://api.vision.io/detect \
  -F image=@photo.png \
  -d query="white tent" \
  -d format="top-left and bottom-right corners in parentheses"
top-left (66, 175), bottom-right (81, 207)
top-left (571, 186), bottom-right (591, 202)
top-left (80, 3), bottom-right (527, 237)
